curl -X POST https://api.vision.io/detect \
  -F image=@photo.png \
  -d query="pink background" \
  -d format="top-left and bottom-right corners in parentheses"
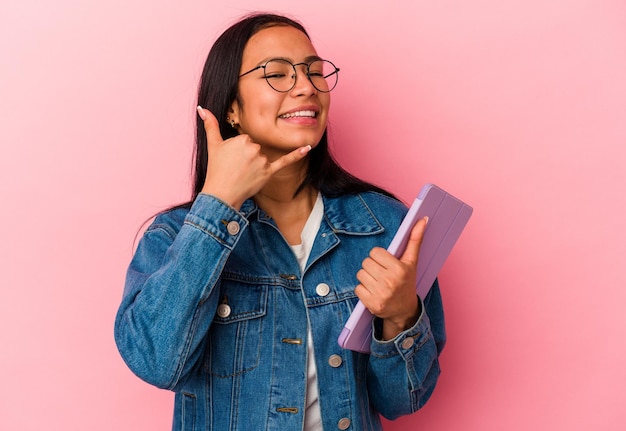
top-left (1, 0), bottom-right (625, 430)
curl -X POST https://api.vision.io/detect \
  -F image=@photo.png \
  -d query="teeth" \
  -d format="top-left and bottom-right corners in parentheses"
top-left (280, 110), bottom-right (316, 119)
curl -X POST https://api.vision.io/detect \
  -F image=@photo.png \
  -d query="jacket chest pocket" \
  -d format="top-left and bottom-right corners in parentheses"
top-left (205, 281), bottom-right (268, 378)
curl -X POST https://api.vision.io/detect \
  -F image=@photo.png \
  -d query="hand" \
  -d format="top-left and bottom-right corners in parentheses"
top-left (355, 216), bottom-right (428, 340)
top-left (196, 106), bottom-right (312, 210)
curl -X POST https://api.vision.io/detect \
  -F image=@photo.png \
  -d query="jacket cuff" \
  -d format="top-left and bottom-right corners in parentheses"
top-left (370, 296), bottom-right (432, 359)
top-left (184, 193), bottom-right (249, 249)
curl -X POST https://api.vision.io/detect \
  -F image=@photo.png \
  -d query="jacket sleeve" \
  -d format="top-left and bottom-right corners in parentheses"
top-left (366, 278), bottom-right (447, 419)
top-left (114, 194), bottom-right (247, 390)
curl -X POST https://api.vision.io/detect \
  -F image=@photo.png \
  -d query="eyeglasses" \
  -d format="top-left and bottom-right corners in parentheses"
top-left (239, 58), bottom-right (340, 93)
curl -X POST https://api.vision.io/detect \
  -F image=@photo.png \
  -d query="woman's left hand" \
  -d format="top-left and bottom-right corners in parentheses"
top-left (355, 217), bottom-right (428, 340)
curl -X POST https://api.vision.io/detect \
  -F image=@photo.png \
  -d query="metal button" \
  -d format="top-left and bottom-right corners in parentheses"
top-left (401, 337), bottom-right (415, 350)
top-left (217, 304), bottom-right (231, 318)
top-left (328, 354), bottom-right (343, 368)
top-left (226, 221), bottom-right (240, 235)
top-left (337, 417), bottom-right (351, 430)
top-left (315, 283), bottom-right (330, 297)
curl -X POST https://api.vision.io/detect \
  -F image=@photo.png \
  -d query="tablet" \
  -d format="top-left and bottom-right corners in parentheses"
top-left (338, 183), bottom-right (473, 353)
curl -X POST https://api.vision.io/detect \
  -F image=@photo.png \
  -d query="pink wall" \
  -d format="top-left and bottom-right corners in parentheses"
top-left (1, 1), bottom-right (625, 429)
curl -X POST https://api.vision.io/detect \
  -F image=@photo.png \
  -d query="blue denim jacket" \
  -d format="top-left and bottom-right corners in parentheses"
top-left (115, 192), bottom-right (446, 431)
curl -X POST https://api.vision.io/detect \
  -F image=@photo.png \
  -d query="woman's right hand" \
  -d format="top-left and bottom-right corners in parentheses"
top-left (196, 106), bottom-right (311, 210)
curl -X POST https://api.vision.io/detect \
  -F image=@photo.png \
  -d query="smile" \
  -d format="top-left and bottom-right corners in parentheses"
top-left (278, 110), bottom-right (317, 119)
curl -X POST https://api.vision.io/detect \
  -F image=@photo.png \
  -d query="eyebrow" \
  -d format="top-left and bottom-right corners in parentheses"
top-left (255, 55), bottom-right (323, 66)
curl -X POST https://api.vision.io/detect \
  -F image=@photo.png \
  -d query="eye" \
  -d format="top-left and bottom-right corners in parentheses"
top-left (265, 73), bottom-right (287, 80)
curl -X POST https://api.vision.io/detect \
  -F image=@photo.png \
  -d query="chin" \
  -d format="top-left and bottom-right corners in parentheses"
top-left (289, 131), bottom-right (325, 149)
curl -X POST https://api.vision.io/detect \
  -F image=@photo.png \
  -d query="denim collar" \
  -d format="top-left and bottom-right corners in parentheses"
top-left (238, 193), bottom-right (385, 236)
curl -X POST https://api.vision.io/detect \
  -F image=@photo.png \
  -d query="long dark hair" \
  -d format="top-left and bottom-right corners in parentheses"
top-left (181, 12), bottom-right (394, 209)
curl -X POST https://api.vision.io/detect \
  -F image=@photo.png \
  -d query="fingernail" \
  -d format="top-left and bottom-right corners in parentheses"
top-left (196, 105), bottom-right (206, 120)
top-left (299, 145), bottom-right (312, 155)
top-left (424, 216), bottom-right (429, 224)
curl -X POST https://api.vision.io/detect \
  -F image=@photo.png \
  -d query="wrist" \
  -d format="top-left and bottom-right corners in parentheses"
top-left (199, 188), bottom-right (244, 211)
top-left (381, 299), bottom-right (421, 341)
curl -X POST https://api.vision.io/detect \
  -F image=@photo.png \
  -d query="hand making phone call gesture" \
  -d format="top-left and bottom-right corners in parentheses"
top-left (196, 106), bottom-right (312, 211)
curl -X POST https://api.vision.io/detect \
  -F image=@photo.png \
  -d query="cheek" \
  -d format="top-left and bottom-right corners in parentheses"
top-left (238, 86), bottom-right (283, 117)
top-left (242, 104), bottom-right (282, 134)
top-left (319, 96), bottom-right (331, 124)
top-left (319, 93), bottom-right (331, 118)
top-left (321, 92), bottom-right (331, 108)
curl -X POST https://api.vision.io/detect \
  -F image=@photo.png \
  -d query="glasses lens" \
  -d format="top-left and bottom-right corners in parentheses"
top-left (308, 60), bottom-right (339, 92)
top-left (264, 59), bottom-right (295, 92)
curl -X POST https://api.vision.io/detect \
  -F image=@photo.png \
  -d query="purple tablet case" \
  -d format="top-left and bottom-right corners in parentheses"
top-left (338, 184), bottom-right (472, 353)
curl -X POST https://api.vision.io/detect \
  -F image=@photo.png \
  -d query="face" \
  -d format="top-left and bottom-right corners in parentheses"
top-left (230, 25), bottom-right (331, 157)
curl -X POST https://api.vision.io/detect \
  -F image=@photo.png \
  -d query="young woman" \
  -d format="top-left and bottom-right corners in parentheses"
top-left (115, 13), bottom-right (446, 431)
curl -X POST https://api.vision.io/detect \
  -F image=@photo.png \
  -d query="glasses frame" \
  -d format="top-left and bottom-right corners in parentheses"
top-left (239, 58), bottom-right (340, 93)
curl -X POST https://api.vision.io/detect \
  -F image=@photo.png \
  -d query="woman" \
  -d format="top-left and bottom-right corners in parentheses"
top-left (115, 12), bottom-right (446, 431)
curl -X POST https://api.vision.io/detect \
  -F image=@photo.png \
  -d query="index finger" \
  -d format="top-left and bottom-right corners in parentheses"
top-left (268, 145), bottom-right (312, 175)
top-left (399, 217), bottom-right (428, 267)
top-left (196, 106), bottom-right (223, 146)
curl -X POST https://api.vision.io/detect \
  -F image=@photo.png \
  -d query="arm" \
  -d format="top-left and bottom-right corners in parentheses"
top-left (367, 280), bottom-right (446, 419)
top-left (114, 194), bottom-right (247, 390)
top-left (355, 217), bottom-right (446, 418)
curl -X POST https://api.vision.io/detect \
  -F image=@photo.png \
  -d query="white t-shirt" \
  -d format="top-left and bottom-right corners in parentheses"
top-left (289, 193), bottom-right (324, 430)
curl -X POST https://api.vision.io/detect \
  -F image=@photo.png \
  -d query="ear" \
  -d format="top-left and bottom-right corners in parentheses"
top-left (228, 100), bottom-right (241, 125)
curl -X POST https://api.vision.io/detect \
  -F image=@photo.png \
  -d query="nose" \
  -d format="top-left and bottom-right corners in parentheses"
top-left (290, 64), bottom-right (317, 95)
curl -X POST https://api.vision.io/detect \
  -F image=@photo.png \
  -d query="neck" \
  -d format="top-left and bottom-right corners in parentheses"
top-left (255, 178), bottom-right (318, 245)
top-left (255, 183), bottom-right (317, 218)
top-left (255, 153), bottom-right (310, 206)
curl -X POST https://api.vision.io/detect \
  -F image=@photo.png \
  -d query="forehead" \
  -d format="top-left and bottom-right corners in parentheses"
top-left (242, 25), bottom-right (317, 66)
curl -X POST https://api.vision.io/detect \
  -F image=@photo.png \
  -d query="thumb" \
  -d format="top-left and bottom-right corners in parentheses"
top-left (197, 106), bottom-right (223, 146)
top-left (400, 216), bottom-right (428, 267)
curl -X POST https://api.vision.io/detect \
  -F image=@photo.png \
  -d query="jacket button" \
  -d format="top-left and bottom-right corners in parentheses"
top-left (337, 417), bottom-right (351, 430)
top-left (217, 304), bottom-right (231, 318)
top-left (401, 337), bottom-right (415, 349)
top-left (328, 354), bottom-right (343, 368)
top-left (315, 283), bottom-right (330, 296)
top-left (226, 221), bottom-right (240, 235)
